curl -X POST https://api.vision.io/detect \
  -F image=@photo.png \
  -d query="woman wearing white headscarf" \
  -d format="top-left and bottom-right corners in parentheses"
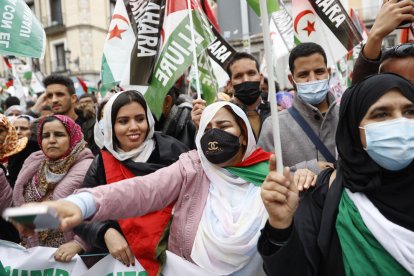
top-left (21, 102), bottom-right (317, 274)
top-left (26, 102), bottom-right (277, 275)
top-left (58, 91), bottom-right (189, 274)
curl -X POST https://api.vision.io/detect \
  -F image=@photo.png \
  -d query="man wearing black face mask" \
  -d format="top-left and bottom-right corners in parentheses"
top-left (225, 52), bottom-right (270, 139)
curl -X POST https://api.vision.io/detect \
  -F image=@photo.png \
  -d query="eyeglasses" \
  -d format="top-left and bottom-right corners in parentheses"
top-left (390, 43), bottom-right (414, 57)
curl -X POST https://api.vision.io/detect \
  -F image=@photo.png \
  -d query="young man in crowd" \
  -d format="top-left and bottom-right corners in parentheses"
top-left (43, 75), bottom-right (99, 155)
top-left (258, 43), bottom-right (338, 174)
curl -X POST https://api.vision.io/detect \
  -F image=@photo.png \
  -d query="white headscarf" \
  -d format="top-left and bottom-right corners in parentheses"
top-left (191, 102), bottom-right (268, 275)
top-left (98, 91), bottom-right (155, 162)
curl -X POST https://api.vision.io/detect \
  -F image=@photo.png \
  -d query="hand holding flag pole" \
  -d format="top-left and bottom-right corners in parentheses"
top-left (186, 0), bottom-right (202, 99)
top-left (259, 0), bottom-right (284, 173)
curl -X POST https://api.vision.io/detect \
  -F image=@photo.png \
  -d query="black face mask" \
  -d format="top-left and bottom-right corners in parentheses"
top-left (200, 128), bottom-right (240, 164)
top-left (234, 81), bottom-right (261, 105)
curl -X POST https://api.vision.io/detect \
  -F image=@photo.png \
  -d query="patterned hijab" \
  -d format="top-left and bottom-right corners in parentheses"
top-left (0, 114), bottom-right (28, 160)
top-left (34, 115), bottom-right (86, 199)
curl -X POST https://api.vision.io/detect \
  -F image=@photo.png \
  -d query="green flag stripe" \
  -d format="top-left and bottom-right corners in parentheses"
top-left (247, 0), bottom-right (279, 16)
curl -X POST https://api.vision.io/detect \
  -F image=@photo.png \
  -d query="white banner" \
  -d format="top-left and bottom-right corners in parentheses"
top-left (0, 240), bottom-right (87, 275)
top-left (163, 251), bottom-right (217, 276)
top-left (84, 255), bottom-right (146, 276)
top-left (0, 241), bottom-right (218, 275)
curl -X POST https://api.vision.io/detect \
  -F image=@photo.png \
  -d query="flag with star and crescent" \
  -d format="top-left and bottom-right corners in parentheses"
top-left (292, 0), bottom-right (362, 65)
top-left (101, 0), bottom-right (214, 119)
top-left (101, 0), bottom-right (136, 89)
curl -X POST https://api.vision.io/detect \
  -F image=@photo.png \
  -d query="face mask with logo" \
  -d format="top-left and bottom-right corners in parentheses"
top-left (200, 128), bottom-right (241, 164)
top-left (233, 81), bottom-right (261, 106)
top-left (361, 118), bottom-right (414, 171)
top-left (295, 78), bottom-right (330, 105)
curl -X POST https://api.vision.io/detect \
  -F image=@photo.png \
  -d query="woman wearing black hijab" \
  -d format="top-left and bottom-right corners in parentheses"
top-left (258, 73), bottom-right (414, 276)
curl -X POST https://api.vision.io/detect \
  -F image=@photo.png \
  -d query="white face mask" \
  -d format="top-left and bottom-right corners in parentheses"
top-left (361, 118), bottom-right (414, 171)
top-left (295, 78), bottom-right (330, 105)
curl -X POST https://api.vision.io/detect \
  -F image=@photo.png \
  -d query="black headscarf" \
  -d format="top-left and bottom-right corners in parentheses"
top-left (336, 73), bottom-right (414, 231)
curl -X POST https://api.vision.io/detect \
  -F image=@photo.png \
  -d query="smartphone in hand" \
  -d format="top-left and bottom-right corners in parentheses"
top-left (2, 205), bottom-right (60, 230)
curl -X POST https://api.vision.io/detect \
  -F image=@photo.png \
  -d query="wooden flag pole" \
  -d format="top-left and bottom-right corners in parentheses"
top-left (259, 0), bottom-right (283, 173)
top-left (186, 0), bottom-right (202, 99)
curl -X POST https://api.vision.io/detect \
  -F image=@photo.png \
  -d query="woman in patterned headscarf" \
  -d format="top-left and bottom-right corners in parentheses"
top-left (0, 115), bottom-right (94, 252)
top-left (0, 114), bottom-right (28, 163)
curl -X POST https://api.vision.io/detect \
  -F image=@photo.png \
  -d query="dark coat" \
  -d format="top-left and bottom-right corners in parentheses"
top-left (75, 109), bottom-right (100, 156)
top-left (7, 139), bottom-right (40, 188)
top-left (258, 168), bottom-right (346, 276)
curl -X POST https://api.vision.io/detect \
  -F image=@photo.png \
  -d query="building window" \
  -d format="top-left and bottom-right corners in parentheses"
top-left (50, 0), bottom-right (63, 25)
top-left (55, 43), bottom-right (66, 72)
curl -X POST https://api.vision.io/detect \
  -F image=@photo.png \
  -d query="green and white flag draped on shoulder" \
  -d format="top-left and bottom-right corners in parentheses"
top-left (144, 0), bottom-right (214, 118)
top-left (0, 0), bottom-right (46, 58)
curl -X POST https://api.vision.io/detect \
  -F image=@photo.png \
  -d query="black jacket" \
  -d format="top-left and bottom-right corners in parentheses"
top-left (74, 132), bottom-right (190, 250)
top-left (258, 168), bottom-right (346, 276)
top-left (7, 139), bottom-right (40, 188)
top-left (155, 103), bottom-right (197, 150)
top-left (75, 109), bottom-right (99, 156)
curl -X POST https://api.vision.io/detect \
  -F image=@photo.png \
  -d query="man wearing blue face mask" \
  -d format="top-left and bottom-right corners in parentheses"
top-left (258, 42), bottom-right (339, 174)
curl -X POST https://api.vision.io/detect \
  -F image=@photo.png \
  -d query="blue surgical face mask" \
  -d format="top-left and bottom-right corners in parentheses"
top-left (361, 118), bottom-right (414, 171)
top-left (295, 78), bottom-right (330, 105)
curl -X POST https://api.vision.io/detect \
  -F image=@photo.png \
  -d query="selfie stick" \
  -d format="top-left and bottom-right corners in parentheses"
top-left (260, 0), bottom-right (284, 173)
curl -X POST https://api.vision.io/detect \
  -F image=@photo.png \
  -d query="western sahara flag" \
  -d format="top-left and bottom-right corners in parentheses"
top-left (0, 0), bottom-right (46, 58)
top-left (144, 0), bottom-right (214, 118)
top-left (292, 0), bottom-right (362, 65)
top-left (101, 0), bottom-right (165, 87)
top-left (101, 0), bottom-right (135, 88)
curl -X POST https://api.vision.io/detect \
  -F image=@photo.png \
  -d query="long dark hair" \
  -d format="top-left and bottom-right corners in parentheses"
top-left (111, 90), bottom-right (149, 149)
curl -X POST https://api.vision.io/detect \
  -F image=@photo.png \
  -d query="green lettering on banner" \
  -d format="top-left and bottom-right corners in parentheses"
top-left (54, 269), bottom-right (69, 276)
top-left (138, 272), bottom-right (148, 276)
top-left (30, 270), bottom-right (41, 276)
top-left (124, 272), bottom-right (136, 276)
top-left (43, 268), bottom-right (54, 276)
top-left (117, 272), bottom-right (122, 276)
top-left (106, 273), bottom-right (113, 276)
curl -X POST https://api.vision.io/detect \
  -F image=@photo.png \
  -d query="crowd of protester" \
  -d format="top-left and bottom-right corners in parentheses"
top-left (1, 1), bottom-right (414, 275)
